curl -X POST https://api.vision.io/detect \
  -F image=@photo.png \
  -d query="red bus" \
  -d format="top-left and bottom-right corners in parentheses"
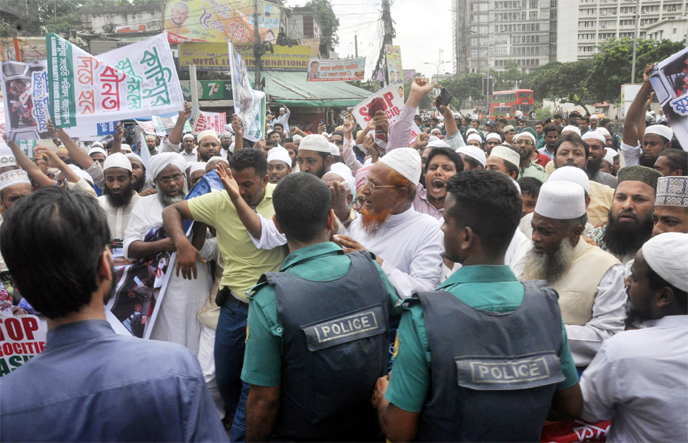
top-left (490, 89), bottom-right (534, 118)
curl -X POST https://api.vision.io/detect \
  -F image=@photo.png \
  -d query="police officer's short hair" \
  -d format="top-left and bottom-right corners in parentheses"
top-left (445, 170), bottom-right (522, 256)
top-left (273, 172), bottom-right (332, 243)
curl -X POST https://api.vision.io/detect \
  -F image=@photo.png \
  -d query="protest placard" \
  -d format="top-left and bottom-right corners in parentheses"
top-left (649, 47), bottom-right (688, 151)
top-left (228, 42), bottom-right (266, 142)
top-left (352, 84), bottom-right (419, 144)
top-left (0, 60), bottom-right (51, 141)
top-left (194, 110), bottom-right (227, 133)
top-left (47, 33), bottom-right (183, 129)
top-left (0, 314), bottom-right (47, 377)
top-left (306, 58), bottom-right (366, 82)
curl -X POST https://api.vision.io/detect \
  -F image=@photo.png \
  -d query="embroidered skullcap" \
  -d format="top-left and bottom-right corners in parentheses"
top-left (457, 146), bottom-right (487, 167)
top-left (655, 176), bottom-right (688, 208)
top-left (582, 131), bottom-right (606, 145)
top-left (197, 129), bottom-right (220, 145)
top-left (298, 134), bottom-right (330, 153)
top-left (327, 163), bottom-right (355, 194)
top-left (378, 148), bottom-right (421, 185)
top-left (355, 164), bottom-right (372, 189)
top-left (641, 233), bottom-right (688, 292)
top-left (0, 144), bottom-right (17, 168)
top-left (549, 165), bottom-right (589, 193)
top-left (644, 125), bottom-right (674, 142)
top-left (535, 181), bottom-right (586, 220)
top-left (490, 145), bottom-right (520, 169)
top-left (486, 133), bottom-right (502, 142)
top-left (617, 165), bottom-right (663, 190)
top-left (0, 170), bottom-right (30, 191)
top-left (267, 147), bottom-right (292, 167)
top-left (148, 152), bottom-right (188, 180)
top-left (467, 134), bottom-right (482, 144)
top-left (102, 153), bottom-right (132, 172)
top-left (189, 162), bottom-right (207, 174)
top-left (561, 126), bottom-right (581, 137)
top-left (427, 139), bottom-right (450, 149)
top-left (88, 147), bottom-right (107, 157)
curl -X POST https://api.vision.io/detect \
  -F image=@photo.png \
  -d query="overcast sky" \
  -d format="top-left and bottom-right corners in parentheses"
top-left (327, 0), bottom-right (455, 79)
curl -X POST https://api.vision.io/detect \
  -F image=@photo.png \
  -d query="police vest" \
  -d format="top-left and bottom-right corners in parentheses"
top-left (263, 250), bottom-right (390, 440)
top-left (414, 280), bottom-right (565, 442)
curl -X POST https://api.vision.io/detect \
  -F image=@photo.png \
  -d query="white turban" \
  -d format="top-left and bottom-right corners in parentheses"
top-left (457, 146), bottom-right (487, 167)
top-left (490, 145), bottom-right (520, 168)
top-left (535, 181), bottom-right (586, 220)
top-left (189, 162), bottom-right (207, 174)
top-left (103, 153), bottom-right (132, 172)
top-left (68, 165), bottom-right (94, 185)
top-left (148, 153), bottom-right (187, 180)
top-left (549, 165), bottom-right (590, 193)
top-left (0, 170), bottom-right (30, 191)
top-left (467, 134), bottom-right (482, 144)
top-left (642, 233), bottom-right (688, 292)
top-left (561, 126), bottom-right (581, 137)
top-left (427, 139), bottom-right (450, 149)
top-left (327, 163), bottom-right (356, 194)
top-left (88, 147), bottom-right (107, 157)
top-left (378, 147), bottom-right (422, 185)
top-left (486, 133), bottom-right (502, 142)
top-left (267, 147), bottom-right (292, 167)
top-left (582, 131), bottom-right (606, 145)
top-left (298, 134), bottom-right (330, 153)
top-left (645, 125), bottom-right (673, 141)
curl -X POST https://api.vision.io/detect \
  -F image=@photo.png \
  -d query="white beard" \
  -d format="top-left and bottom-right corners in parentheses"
top-left (522, 239), bottom-right (575, 284)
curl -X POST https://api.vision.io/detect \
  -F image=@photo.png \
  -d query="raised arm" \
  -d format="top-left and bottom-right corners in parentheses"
top-left (167, 101), bottom-right (192, 146)
top-left (231, 114), bottom-right (244, 151)
top-left (47, 119), bottom-right (94, 170)
top-left (623, 64), bottom-right (656, 146)
top-left (5, 138), bottom-right (56, 187)
top-left (406, 77), bottom-right (435, 109)
top-left (110, 123), bottom-right (124, 154)
top-left (342, 113), bottom-right (363, 172)
top-left (637, 92), bottom-right (655, 146)
top-left (34, 146), bottom-right (79, 184)
top-left (216, 163), bottom-right (262, 238)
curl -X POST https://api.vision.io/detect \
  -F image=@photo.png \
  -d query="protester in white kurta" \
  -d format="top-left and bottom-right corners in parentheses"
top-left (580, 233), bottom-right (688, 443)
top-left (97, 153), bottom-right (141, 240)
top-left (123, 153), bottom-right (212, 355)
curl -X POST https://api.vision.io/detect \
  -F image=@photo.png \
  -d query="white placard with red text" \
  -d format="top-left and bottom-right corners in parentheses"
top-left (352, 84), bottom-right (419, 144)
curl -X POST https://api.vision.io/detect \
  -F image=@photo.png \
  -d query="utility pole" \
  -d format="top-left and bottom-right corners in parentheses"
top-left (630, 0), bottom-right (641, 83)
top-left (381, 0), bottom-right (394, 86)
top-left (354, 34), bottom-right (358, 58)
top-left (253, 0), bottom-right (262, 91)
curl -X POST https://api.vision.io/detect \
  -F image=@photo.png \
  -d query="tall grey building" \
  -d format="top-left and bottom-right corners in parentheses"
top-left (453, 0), bottom-right (557, 75)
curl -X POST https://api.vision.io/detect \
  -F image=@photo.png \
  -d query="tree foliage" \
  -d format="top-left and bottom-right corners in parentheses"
top-left (305, 0), bottom-right (339, 50)
top-left (492, 60), bottom-right (524, 91)
top-left (439, 73), bottom-right (485, 110)
top-left (522, 59), bottom-right (594, 114)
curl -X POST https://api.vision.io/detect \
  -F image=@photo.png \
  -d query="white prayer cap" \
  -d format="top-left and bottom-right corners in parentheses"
top-left (467, 134), bottom-right (482, 144)
top-left (641, 233), bottom-right (688, 292)
top-left (183, 133), bottom-right (195, 141)
top-left (329, 143), bottom-right (340, 156)
top-left (549, 165), bottom-right (590, 194)
top-left (595, 127), bottom-right (610, 137)
top-left (103, 153), bottom-right (132, 172)
top-left (603, 149), bottom-right (617, 166)
top-left (267, 147), bottom-right (292, 167)
top-left (92, 141), bottom-right (104, 149)
top-left (655, 176), bottom-right (688, 208)
top-left (486, 133), bottom-right (502, 142)
top-left (582, 131), bottom-right (606, 145)
top-left (428, 135), bottom-right (440, 143)
top-left (514, 131), bottom-right (535, 143)
top-left (427, 139), bottom-right (450, 149)
top-left (148, 152), bottom-right (188, 180)
top-left (88, 147), bottom-right (107, 157)
top-left (189, 162), bottom-right (207, 174)
top-left (0, 144), bottom-right (17, 168)
top-left (535, 181), bottom-right (586, 220)
top-left (197, 129), bottom-right (220, 144)
top-left (206, 157), bottom-right (229, 172)
top-left (378, 148), bottom-right (422, 185)
top-left (503, 125), bottom-right (515, 132)
top-left (328, 163), bottom-right (355, 194)
top-left (68, 165), bottom-right (94, 185)
top-left (0, 170), bottom-right (30, 191)
top-left (590, 114), bottom-right (598, 120)
top-left (219, 131), bottom-right (232, 139)
top-left (490, 145), bottom-right (520, 169)
top-left (298, 134), bottom-right (330, 153)
top-left (465, 128), bottom-right (478, 135)
top-left (561, 125), bottom-right (581, 137)
top-left (125, 152), bottom-right (144, 167)
top-left (120, 144), bottom-right (132, 153)
top-left (457, 146), bottom-right (487, 167)
top-left (292, 134), bottom-right (304, 143)
top-left (645, 124), bottom-right (673, 141)
top-left (144, 134), bottom-right (157, 142)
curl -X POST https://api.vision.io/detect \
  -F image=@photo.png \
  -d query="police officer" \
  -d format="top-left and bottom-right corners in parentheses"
top-left (372, 170), bottom-right (584, 442)
top-left (242, 172), bottom-right (400, 442)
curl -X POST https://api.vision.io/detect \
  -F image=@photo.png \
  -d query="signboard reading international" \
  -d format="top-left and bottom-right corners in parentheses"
top-left (179, 42), bottom-right (311, 71)
top-left (306, 58), bottom-right (366, 82)
top-left (46, 33), bottom-right (183, 129)
top-left (164, 0), bottom-right (281, 44)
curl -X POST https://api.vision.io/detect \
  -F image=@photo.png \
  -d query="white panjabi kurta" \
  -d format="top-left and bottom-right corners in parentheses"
top-left (122, 194), bottom-right (211, 355)
top-left (98, 193), bottom-right (140, 240)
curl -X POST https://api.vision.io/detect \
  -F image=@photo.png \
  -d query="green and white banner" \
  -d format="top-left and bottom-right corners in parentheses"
top-left (47, 32), bottom-right (183, 129)
top-left (228, 42), bottom-right (265, 142)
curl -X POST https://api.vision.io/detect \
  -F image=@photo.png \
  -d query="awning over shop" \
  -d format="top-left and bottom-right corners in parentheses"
top-left (255, 71), bottom-right (372, 108)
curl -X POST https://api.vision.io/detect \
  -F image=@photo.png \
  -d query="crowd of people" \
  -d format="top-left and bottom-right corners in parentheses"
top-left (0, 63), bottom-right (686, 443)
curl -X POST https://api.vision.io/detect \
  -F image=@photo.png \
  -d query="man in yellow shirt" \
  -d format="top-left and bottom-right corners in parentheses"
top-left (162, 149), bottom-right (286, 441)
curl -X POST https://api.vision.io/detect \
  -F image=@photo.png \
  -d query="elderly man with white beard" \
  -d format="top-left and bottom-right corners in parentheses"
top-left (123, 153), bottom-right (214, 354)
top-left (523, 181), bottom-right (626, 367)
